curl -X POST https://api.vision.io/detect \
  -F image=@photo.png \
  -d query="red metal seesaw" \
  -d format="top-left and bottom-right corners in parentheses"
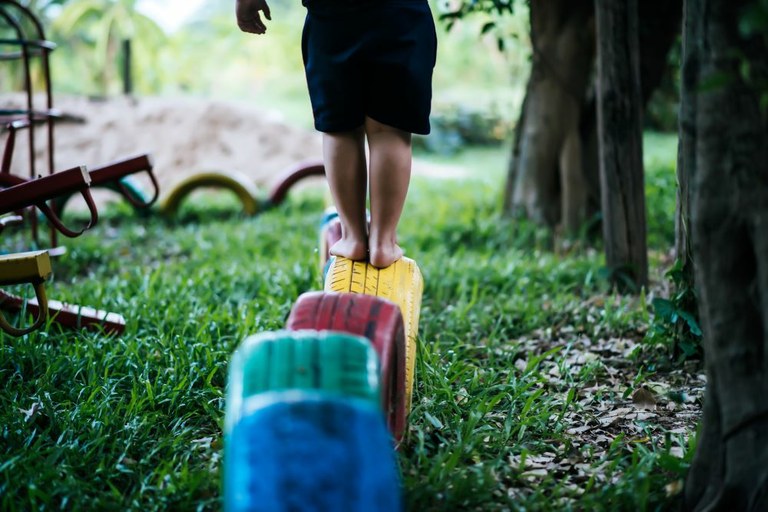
top-left (0, 169), bottom-right (126, 336)
top-left (0, 0), bottom-right (143, 336)
top-left (3, 1), bottom-right (158, 232)
top-left (0, 165), bottom-right (98, 237)
top-left (2, 108), bottom-right (159, 222)
top-left (49, 154), bottom-right (160, 215)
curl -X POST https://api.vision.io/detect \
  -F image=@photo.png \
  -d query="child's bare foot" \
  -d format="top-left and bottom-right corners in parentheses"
top-left (330, 237), bottom-right (368, 262)
top-left (369, 242), bottom-right (403, 268)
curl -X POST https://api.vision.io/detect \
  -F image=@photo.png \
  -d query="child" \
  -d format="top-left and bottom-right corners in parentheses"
top-left (237, 0), bottom-right (437, 268)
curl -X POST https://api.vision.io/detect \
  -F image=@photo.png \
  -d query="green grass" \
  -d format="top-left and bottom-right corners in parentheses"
top-left (643, 132), bottom-right (678, 251)
top-left (1, 135), bottom-right (690, 511)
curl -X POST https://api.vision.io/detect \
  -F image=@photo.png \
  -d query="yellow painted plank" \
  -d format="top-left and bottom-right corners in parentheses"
top-left (325, 256), bottom-right (423, 414)
top-left (0, 250), bottom-right (52, 286)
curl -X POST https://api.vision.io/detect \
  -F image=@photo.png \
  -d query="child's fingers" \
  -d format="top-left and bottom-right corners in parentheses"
top-left (240, 12), bottom-right (266, 34)
top-left (252, 12), bottom-right (266, 32)
top-left (263, 4), bottom-right (272, 20)
top-left (236, 0), bottom-right (269, 35)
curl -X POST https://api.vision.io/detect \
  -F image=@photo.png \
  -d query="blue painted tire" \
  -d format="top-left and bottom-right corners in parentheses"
top-left (225, 391), bottom-right (402, 512)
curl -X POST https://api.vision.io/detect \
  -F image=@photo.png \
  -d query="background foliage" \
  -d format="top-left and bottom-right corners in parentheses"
top-left (3, 0), bottom-right (531, 135)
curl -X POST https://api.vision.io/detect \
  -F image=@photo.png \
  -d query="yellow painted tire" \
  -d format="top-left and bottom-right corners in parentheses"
top-left (324, 256), bottom-right (423, 415)
top-left (160, 170), bottom-right (262, 217)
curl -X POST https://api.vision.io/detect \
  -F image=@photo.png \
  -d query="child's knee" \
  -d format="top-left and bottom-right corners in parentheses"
top-left (323, 126), bottom-right (365, 144)
top-left (364, 117), bottom-right (408, 137)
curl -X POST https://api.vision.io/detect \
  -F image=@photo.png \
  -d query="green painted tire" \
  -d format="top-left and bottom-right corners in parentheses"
top-left (50, 176), bottom-right (150, 216)
top-left (225, 330), bottom-right (381, 433)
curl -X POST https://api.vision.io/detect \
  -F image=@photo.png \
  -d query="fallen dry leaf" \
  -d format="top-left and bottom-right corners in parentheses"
top-left (632, 387), bottom-right (657, 411)
top-left (666, 479), bottom-right (684, 497)
top-left (18, 402), bottom-right (42, 422)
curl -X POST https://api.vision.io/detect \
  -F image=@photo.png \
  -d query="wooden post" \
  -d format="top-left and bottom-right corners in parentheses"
top-left (122, 38), bottom-right (132, 96)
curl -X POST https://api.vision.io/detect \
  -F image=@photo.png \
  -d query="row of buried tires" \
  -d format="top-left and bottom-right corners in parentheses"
top-left (224, 209), bottom-right (423, 511)
top-left (51, 160), bottom-right (326, 219)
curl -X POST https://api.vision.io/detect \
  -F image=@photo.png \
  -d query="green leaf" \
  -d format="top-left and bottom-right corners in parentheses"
top-left (697, 71), bottom-right (736, 92)
top-left (678, 310), bottom-right (702, 337)
top-left (424, 411), bottom-right (444, 429)
top-left (739, 3), bottom-right (768, 37)
top-left (651, 298), bottom-right (676, 322)
top-left (679, 339), bottom-right (699, 357)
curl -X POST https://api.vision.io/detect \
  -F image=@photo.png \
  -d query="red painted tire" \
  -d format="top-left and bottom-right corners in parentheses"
top-left (286, 291), bottom-right (408, 444)
top-left (267, 161), bottom-right (325, 207)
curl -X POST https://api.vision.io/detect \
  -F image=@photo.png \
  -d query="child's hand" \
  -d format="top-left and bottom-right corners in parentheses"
top-left (236, 0), bottom-right (271, 35)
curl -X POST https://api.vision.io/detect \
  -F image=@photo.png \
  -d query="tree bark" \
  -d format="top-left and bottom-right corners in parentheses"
top-left (594, 0), bottom-right (648, 290)
top-left (683, 0), bottom-right (768, 509)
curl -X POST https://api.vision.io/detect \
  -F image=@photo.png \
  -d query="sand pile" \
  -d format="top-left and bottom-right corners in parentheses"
top-left (1, 94), bottom-right (325, 199)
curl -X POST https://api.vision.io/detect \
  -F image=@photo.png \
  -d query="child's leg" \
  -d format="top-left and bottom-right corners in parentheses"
top-left (365, 117), bottom-right (412, 268)
top-left (325, 128), bottom-right (369, 261)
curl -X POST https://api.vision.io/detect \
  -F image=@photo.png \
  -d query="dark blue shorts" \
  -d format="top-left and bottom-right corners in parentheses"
top-left (301, 0), bottom-right (437, 135)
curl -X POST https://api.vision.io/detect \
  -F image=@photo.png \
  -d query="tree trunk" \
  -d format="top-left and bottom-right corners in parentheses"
top-left (672, 0), bottom-right (698, 354)
top-left (504, 0), bottom-right (682, 239)
top-left (594, 0), bottom-right (648, 290)
top-left (504, 0), bottom-right (595, 229)
top-left (581, 0), bottom-right (685, 221)
top-left (683, 0), bottom-right (768, 509)
top-left (675, 0), bottom-right (697, 269)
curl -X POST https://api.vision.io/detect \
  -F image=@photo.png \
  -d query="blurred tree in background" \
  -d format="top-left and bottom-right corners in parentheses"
top-left (16, 0), bottom-right (68, 19)
top-left (51, 0), bottom-right (165, 95)
top-left (440, 0), bottom-right (681, 237)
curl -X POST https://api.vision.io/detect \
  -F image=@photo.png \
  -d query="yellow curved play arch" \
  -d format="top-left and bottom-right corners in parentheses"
top-left (160, 170), bottom-right (262, 217)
